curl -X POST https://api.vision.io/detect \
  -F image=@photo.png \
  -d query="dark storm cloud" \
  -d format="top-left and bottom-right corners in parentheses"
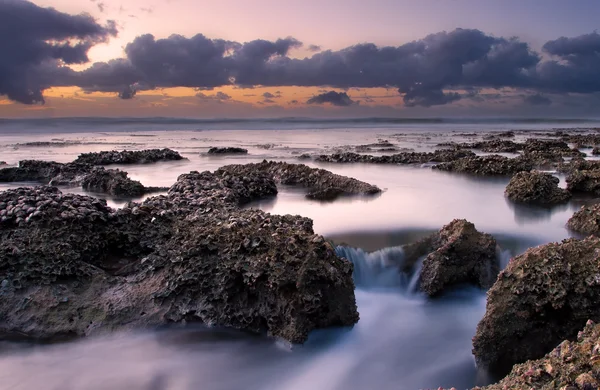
top-left (524, 94), bottom-right (552, 106)
top-left (0, 0), bottom-right (116, 104)
top-left (3, 3), bottom-right (600, 110)
top-left (307, 91), bottom-right (356, 106)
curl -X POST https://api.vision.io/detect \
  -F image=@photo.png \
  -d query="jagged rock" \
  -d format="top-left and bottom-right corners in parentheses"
top-left (80, 168), bottom-right (148, 197)
top-left (461, 140), bottom-right (522, 153)
top-left (297, 154), bottom-right (312, 160)
top-left (563, 134), bottom-right (600, 148)
top-left (207, 147), bottom-right (248, 155)
top-left (74, 148), bottom-right (184, 165)
top-left (433, 155), bottom-right (533, 176)
top-left (567, 170), bottom-right (600, 195)
top-left (401, 219), bottom-right (498, 297)
top-left (0, 160), bottom-right (64, 182)
top-left (523, 139), bottom-right (572, 153)
top-left (593, 147), bottom-right (600, 156)
top-left (505, 171), bottom-right (571, 205)
top-left (0, 172), bottom-right (359, 344)
top-left (567, 204), bottom-right (600, 236)
top-left (315, 149), bottom-right (475, 164)
top-left (473, 237), bottom-right (600, 376)
top-left (14, 141), bottom-right (82, 147)
top-left (218, 161), bottom-right (381, 201)
top-left (558, 158), bottom-right (600, 174)
top-left (0, 161), bottom-right (6, 166)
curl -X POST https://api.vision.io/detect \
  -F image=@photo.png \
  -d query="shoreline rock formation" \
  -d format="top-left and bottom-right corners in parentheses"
top-left (0, 167), bottom-right (361, 344)
top-left (505, 171), bottom-right (571, 205)
top-left (218, 160), bottom-right (381, 201)
top-left (207, 147), bottom-right (249, 155)
top-left (567, 204), bottom-right (600, 236)
top-left (567, 170), bottom-right (600, 195)
top-left (473, 237), bottom-right (600, 377)
top-left (315, 149), bottom-right (475, 164)
top-left (74, 148), bottom-right (184, 165)
top-left (401, 219), bottom-right (499, 297)
top-left (433, 155), bottom-right (533, 176)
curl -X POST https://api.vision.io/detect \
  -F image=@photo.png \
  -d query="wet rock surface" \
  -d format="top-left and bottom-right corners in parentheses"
top-left (74, 148), bottom-right (184, 165)
top-left (0, 169), bottom-right (360, 344)
top-left (567, 204), bottom-right (600, 236)
top-left (433, 155), bottom-right (533, 176)
top-left (558, 158), bottom-right (600, 174)
top-left (401, 219), bottom-right (498, 297)
top-left (315, 149), bottom-right (475, 164)
top-left (472, 237), bottom-right (600, 376)
top-left (207, 147), bottom-right (249, 155)
top-left (218, 160), bottom-right (381, 201)
top-left (505, 171), bottom-right (571, 205)
top-left (567, 170), bottom-right (600, 195)
top-left (461, 140), bottom-right (522, 153)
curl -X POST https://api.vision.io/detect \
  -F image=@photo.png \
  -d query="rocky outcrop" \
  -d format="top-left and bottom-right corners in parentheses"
top-left (0, 161), bottom-right (6, 166)
top-left (0, 161), bottom-right (162, 197)
top-left (207, 147), bottom-right (248, 155)
top-left (401, 219), bottom-right (499, 297)
top-left (563, 134), bottom-right (600, 148)
top-left (473, 237), bottom-right (600, 376)
top-left (0, 170), bottom-right (359, 344)
top-left (461, 140), bottom-right (522, 153)
top-left (218, 161), bottom-right (381, 201)
top-left (315, 149), bottom-right (475, 164)
top-left (558, 158), bottom-right (600, 174)
top-left (476, 320), bottom-right (600, 390)
top-left (567, 204), bottom-right (600, 236)
top-left (567, 170), bottom-right (600, 195)
top-left (74, 148), bottom-right (184, 165)
top-left (433, 155), bottom-right (533, 176)
top-left (593, 146), bottom-right (600, 156)
top-left (505, 171), bottom-right (571, 205)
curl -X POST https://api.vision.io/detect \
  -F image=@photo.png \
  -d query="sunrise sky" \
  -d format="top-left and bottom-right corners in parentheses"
top-left (2, 0), bottom-right (600, 118)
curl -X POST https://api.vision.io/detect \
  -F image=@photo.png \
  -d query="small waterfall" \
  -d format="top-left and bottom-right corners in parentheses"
top-left (335, 245), bottom-right (423, 294)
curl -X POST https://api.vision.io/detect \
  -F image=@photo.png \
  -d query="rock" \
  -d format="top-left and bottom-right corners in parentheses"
top-left (476, 320), bottom-right (600, 390)
top-left (593, 147), bottom-right (600, 156)
top-left (0, 173), bottom-right (359, 344)
top-left (567, 170), bottom-right (600, 195)
top-left (563, 134), bottom-right (600, 148)
top-left (0, 161), bottom-right (6, 166)
top-left (558, 158), bottom-right (600, 174)
top-left (207, 147), bottom-right (248, 155)
top-left (433, 155), bottom-right (533, 176)
top-left (0, 160), bottom-right (64, 182)
top-left (523, 139), bottom-right (572, 153)
top-left (461, 140), bottom-right (522, 153)
top-left (80, 168), bottom-right (147, 197)
top-left (472, 237), bottom-right (600, 376)
top-left (401, 219), bottom-right (499, 297)
top-left (567, 204), bottom-right (600, 236)
top-left (315, 149), bottom-right (475, 164)
top-left (505, 171), bottom-right (571, 205)
top-left (14, 141), bottom-right (82, 147)
top-left (74, 148), bottom-right (184, 165)
top-left (297, 154), bottom-right (312, 160)
top-left (218, 161), bottom-right (381, 201)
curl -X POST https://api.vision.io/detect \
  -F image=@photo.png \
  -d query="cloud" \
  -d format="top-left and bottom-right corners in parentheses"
top-left (307, 91), bottom-right (356, 106)
top-left (3, 4), bottom-right (600, 111)
top-left (0, 0), bottom-right (117, 104)
top-left (97, 2), bottom-right (105, 13)
top-left (524, 93), bottom-right (552, 106)
top-left (119, 85), bottom-right (136, 99)
top-left (196, 91), bottom-right (231, 101)
top-left (308, 44), bottom-right (322, 52)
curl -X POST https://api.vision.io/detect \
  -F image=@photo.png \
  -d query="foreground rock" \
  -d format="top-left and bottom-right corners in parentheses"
top-left (0, 171), bottom-right (359, 343)
top-left (433, 155), bottom-right (533, 176)
top-left (505, 171), bottom-right (571, 205)
top-left (315, 149), bottom-right (475, 164)
top-left (74, 148), bottom-right (184, 165)
top-left (218, 161), bottom-right (381, 201)
top-left (401, 219), bottom-right (498, 297)
top-left (558, 158), bottom-right (600, 174)
top-left (476, 320), bottom-right (600, 390)
top-left (0, 160), bottom-right (162, 197)
top-left (567, 204), bottom-right (600, 236)
top-left (207, 147), bottom-right (248, 155)
top-left (567, 170), bottom-right (600, 195)
top-left (473, 237), bottom-right (600, 376)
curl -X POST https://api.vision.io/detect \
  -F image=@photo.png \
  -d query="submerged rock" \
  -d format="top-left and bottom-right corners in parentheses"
top-left (402, 219), bottom-right (498, 297)
top-left (567, 170), bottom-right (600, 195)
top-left (567, 204), bottom-right (600, 236)
top-left (74, 148), bottom-right (184, 165)
top-left (473, 237), bottom-right (600, 376)
top-left (505, 171), bottom-right (571, 205)
top-left (218, 161), bottom-right (381, 201)
top-left (433, 155), bottom-right (533, 176)
top-left (0, 172), bottom-right (359, 343)
top-left (207, 147), bottom-right (248, 155)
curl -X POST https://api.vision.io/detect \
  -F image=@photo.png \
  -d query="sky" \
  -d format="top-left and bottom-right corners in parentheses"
top-left (1, 0), bottom-right (600, 118)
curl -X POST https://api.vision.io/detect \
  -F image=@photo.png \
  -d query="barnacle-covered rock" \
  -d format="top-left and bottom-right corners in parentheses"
top-left (433, 155), bottom-right (533, 176)
top-left (505, 171), bottom-right (571, 205)
top-left (567, 170), bottom-right (600, 195)
top-left (473, 237), bottom-right (600, 376)
top-left (74, 148), bottom-right (184, 165)
top-left (567, 204), bottom-right (600, 236)
top-left (400, 219), bottom-right (499, 297)
top-left (315, 149), bottom-right (475, 164)
top-left (207, 147), bottom-right (248, 155)
top-left (218, 161), bottom-right (381, 201)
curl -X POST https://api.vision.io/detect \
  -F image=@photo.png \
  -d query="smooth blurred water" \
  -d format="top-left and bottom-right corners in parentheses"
top-left (0, 123), bottom-right (595, 390)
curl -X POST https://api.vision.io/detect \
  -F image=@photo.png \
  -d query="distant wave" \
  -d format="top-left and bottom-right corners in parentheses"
top-left (0, 116), bottom-right (598, 133)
